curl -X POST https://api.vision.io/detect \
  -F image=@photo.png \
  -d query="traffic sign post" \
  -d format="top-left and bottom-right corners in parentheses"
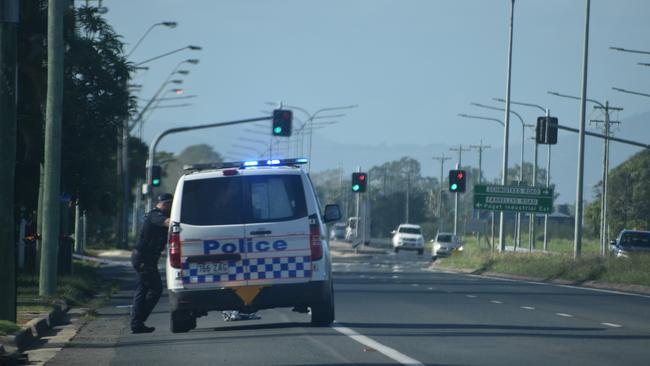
top-left (474, 184), bottom-right (554, 213)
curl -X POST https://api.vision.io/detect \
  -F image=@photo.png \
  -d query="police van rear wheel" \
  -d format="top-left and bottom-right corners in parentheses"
top-left (170, 310), bottom-right (196, 333)
top-left (311, 283), bottom-right (335, 326)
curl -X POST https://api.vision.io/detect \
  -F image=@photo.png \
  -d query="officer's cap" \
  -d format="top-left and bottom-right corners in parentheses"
top-left (157, 193), bottom-right (173, 203)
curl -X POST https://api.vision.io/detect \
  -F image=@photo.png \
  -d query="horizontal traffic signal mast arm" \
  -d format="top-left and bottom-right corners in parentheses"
top-left (556, 123), bottom-right (650, 149)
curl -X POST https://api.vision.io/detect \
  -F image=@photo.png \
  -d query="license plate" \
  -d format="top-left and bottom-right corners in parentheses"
top-left (195, 262), bottom-right (229, 276)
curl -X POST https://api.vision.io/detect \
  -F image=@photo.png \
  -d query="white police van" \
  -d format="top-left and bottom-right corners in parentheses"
top-left (165, 158), bottom-right (341, 333)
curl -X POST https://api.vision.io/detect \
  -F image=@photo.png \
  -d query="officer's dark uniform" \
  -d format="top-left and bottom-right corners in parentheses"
top-left (130, 194), bottom-right (171, 333)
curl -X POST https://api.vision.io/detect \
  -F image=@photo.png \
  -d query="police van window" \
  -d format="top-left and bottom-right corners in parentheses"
top-left (181, 177), bottom-right (243, 225)
top-left (246, 175), bottom-right (307, 223)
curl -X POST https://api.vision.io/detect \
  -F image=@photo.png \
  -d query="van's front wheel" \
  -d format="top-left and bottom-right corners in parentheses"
top-left (170, 309), bottom-right (196, 333)
top-left (311, 283), bottom-right (335, 326)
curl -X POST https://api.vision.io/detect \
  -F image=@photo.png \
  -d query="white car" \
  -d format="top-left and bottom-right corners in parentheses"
top-left (391, 224), bottom-right (425, 255)
top-left (165, 158), bottom-right (340, 333)
top-left (431, 232), bottom-right (462, 260)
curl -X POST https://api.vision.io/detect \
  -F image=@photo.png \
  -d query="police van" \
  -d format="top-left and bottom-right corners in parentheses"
top-left (165, 158), bottom-right (341, 333)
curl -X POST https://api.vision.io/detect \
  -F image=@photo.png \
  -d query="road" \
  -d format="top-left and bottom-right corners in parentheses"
top-left (48, 244), bottom-right (650, 366)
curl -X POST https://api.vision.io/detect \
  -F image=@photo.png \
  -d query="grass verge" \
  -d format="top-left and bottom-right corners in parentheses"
top-left (435, 245), bottom-right (650, 287)
top-left (0, 320), bottom-right (21, 336)
top-left (15, 260), bottom-right (115, 326)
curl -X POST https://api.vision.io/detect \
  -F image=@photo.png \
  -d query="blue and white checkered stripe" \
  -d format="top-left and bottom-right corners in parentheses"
top-left (182, 256), bottom-right (312, 285)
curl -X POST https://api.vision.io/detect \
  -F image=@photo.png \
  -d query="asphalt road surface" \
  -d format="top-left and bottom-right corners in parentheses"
top-left (49, 246), bottom-right (650, 366)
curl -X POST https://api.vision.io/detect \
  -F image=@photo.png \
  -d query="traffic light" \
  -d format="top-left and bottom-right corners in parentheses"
top-left (536, 116), bottom-right (558, 145)
top-left (272, 109), bottom-right (292, 137)
top-left (449, 170), bottom-right (466, 193)
top-left (151, 165), bottom-right (162, 187)
top-left (352, 172), bottom-right (368, 193)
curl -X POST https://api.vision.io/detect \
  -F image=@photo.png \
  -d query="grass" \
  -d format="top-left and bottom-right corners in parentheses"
top-left (14, 260), bottom-right (112, 326)
top-left (435, 239), bottom-right (650, 288)
top-left (0, 320), bottom-right (20, 336)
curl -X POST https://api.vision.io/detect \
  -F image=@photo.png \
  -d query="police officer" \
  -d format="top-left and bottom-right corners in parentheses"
top-left (130, 193), bottom-right (172, 333)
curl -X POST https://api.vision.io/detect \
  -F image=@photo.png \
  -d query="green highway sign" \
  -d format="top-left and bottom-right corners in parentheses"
top-left (473, 184), bottom-right (554, 213)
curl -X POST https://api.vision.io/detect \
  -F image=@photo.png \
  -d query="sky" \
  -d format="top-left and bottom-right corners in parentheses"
top-left (99, 0), bottom-right (650, 204)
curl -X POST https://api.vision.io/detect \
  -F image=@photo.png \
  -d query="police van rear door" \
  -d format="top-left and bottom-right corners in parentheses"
top-left (178, 175), bottom-right (247, 289)
top-left (243, 172), bottom-right (312, 286)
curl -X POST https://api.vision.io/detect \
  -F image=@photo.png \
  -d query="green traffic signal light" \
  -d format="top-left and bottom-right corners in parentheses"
top-left (152, 178), bottom-right (161, 186)
top-left (273, 126), bottom-right (282, 134)
top-left (451, 183), bottom-right (458, 191)
top-left (352, 184), bottom-right (360, 192)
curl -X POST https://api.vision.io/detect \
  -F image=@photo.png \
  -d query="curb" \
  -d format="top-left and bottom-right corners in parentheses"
top-left (0, 303), bottom-right (69, 354)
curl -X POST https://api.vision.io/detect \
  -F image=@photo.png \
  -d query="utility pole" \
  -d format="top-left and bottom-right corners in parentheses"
top-left (449, 145), bottom-right (470, 236)
top-left (591, 101), bottom-right (622, 256)
top-left (470, 141), bottom-right (491, 246)
top-left (0, 0), bottom-right (19, 322)
top-left (40, 0), bottom-right (65, 296)
top-left (432, 154), bottom-right (451, 232)
top-left (574, 0), bottom-right (591, 258)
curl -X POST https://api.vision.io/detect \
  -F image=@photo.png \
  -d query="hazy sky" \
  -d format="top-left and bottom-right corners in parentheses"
top-left (101, 0), bottom-right (650, 203)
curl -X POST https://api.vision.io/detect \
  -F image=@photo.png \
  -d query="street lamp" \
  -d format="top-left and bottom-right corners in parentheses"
top-left (609, 46), bottom-right (650, 55)
top-left (265, 103), bottom-right (358, 171)
top-left (612, 87), bottom-right (650, 98)
top-left (470, 102), bottom-right (533, 249)
top-left (127, 21), bottom-right (178, 57)
top-left (493, 97), bottom-right (553, 252)
top-left (135, 45), bottom-right (202, 66)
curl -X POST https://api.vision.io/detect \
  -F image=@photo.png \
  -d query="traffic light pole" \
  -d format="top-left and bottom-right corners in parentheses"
top-left (432, 154), bottom-right (451, 232)
top-left (449, 145), bottom-right (470, 237)
top-left (543, 109), bottom-right (551, 252)
top-left (145, 116), bottom-right (272, 211)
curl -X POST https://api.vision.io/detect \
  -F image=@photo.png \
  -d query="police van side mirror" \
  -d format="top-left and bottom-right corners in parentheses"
top-left (323, 204), bottom-right (341, 223)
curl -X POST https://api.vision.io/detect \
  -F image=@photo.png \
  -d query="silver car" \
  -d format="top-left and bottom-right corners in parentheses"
top-left (610, 230), bottom-right (650, 258)
top-left (432, 233), bottom-right (462, 260)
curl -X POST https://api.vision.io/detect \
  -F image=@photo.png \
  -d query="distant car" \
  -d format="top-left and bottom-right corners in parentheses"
top-left (391, 224), bottom-right (425, 255)
top-left (330, 223), bottom-right (346, 241)
top-left (610, 230), bottom-right (650, 258)
top-left (432, 233), bottom-right (462, 260)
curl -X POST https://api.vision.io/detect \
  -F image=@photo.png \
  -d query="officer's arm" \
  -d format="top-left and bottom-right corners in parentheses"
top-left (150, 212), bottom-right (170, 228)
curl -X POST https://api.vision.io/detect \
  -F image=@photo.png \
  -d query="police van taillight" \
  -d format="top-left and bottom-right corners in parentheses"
top-left (309, 218), bottom-right (323, 261)
top-left (169, 225), bottom-right (182, 269)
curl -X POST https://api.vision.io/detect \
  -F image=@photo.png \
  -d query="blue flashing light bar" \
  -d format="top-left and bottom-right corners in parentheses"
top-left (184, 158), bottom-right (309, 172)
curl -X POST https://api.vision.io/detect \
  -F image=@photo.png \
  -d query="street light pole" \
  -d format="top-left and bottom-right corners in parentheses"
top-left (493, 98), bottom-right (553, 251)
top-left (500, 0), bottom-right (516, 252)
top-left (470, 102), bottom-right (532, 249)
top-left (470, 142), bottom-right (491, 247)
top-left (573, 0), bottom-right (591, 258)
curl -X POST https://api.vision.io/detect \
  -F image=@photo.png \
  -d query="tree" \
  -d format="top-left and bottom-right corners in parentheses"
top-left (587, 149), bottom-right (650, 237)
top-left (159, 144), bottom-right (223, 194)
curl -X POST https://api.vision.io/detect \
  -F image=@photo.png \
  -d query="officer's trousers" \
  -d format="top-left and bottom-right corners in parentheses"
top-left (130, 250), bottom-right (162, 330)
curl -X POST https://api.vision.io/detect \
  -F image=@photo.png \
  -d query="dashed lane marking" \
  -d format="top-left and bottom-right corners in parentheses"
top-left (466, 295), bottom-right (477, 298)
top-left (520, 306), bottom-right (536, 310)
top-left (490, 300), bottom-right (503, 304)
top-left (601, 322), bottom-right (623, 328)
top-left (332, 324), bottom-right (425, 366)
top-left (556, 313), bottom-right (573, 318)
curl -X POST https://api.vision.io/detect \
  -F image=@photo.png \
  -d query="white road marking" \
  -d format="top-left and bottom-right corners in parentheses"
top-left (490, 300), bottom-right (503, 304)
top-left (520, 306), bottom-right (536, 310)
top-left (427, 287), bottom-right (434, 290)
top-left (410, 284), bottom-right (420, 287)
top-left (466, 295), bottom-right (477, 298)
top-left (556, 313), bottom-right (573, 318)
top-left (392, 275), bottom-right (400, 279)
top-left (332, 324), bottom-right (425, 366)
top-left (464, 273), bottom-right (650, 299)
top-left (601, 322), bottom-right (622, 328)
